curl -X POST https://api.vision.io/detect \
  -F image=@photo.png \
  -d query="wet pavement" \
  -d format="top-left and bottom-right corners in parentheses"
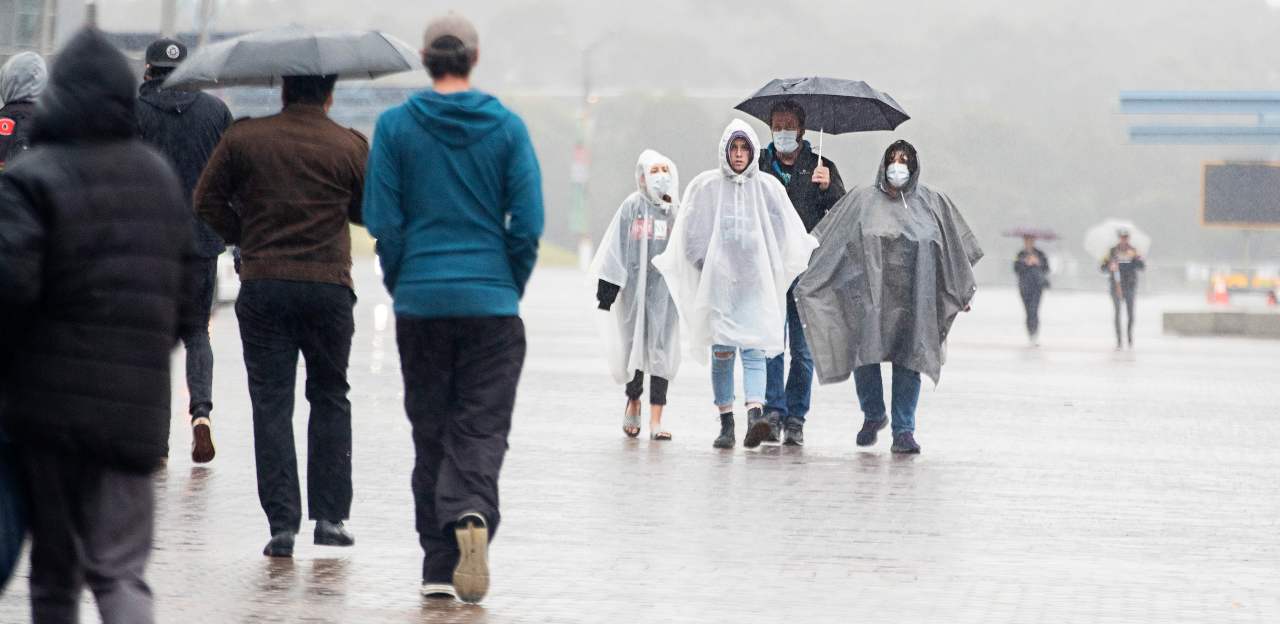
top-left (3, 262), bottom-right (1279, 623)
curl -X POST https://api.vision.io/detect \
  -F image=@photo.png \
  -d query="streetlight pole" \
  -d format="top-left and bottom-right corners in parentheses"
top-left (569, 37), bottom-right (609, 270)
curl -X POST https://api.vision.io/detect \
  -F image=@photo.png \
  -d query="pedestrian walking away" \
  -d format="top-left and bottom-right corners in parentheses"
top-left (0, 27), bottom-right (196, 624)
top-left (0, 51), bottom-right (47, 170)
top-left (758, 100), bottom-right (846, 446)
top-left (1102, 229), bottom-right (1145, 350)
top-left (795, 139), bottom-right (983, 454)
top-left (589, 149), bottom-right (682, 441)
top-left (652, 119), bottom-right (818, 451)
top-left (195, 73), bottom-right (368, 558)
top-left (363, 11), bottom-right (544, 605)
top-left (1013, 235), bottom-right (1050, 345)
top-left (136, 37), bottom-right (235, 464)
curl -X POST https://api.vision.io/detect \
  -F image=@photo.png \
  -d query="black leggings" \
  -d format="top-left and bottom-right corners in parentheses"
top-left (625, 370), bottom-right (669, 406)
top-left (1112, 289), bottom-right (1136, 345)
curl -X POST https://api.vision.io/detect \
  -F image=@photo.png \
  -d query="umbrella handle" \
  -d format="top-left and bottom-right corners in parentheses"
top-left (817, 127), bottom-right (823, 162)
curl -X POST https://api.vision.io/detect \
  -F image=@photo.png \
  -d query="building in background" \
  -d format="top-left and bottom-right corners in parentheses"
top-left (0, 0), bottom-right (84, 58)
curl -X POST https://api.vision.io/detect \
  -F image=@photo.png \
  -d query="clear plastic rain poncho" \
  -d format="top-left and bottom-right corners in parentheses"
top-left (652, 119), bottom-right (818, 358)
top-left (587, 149), bottom-right (683, 384)
top-left (0, 52), bottom-right (48, 106)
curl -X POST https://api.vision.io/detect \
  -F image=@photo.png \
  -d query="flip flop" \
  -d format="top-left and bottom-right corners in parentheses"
top-left (623, 402), bottom-right (641, 438)
top-left (650, 431), bottom-right (672, 441)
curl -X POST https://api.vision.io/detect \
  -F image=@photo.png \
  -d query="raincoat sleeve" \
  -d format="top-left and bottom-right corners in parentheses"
top-left (933, 193), bottom-right (983, 333)
top-left (193, 129), bottom-right (242, 245)
top-left (680, 193), bottom-right (715, 270)
top-left (362, 114), bottom-right (405, 292)
top-left (586, 201), bottom-right (631, 308)
top-left (502, 117), bottom-right (544, 298)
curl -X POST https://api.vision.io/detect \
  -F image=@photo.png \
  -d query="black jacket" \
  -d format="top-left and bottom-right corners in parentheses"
top-left (137, 79), bottom-right (234, 258)
top-left (1014, 248), bottom-right (1050, 292)
top-left (758, 141), bottom-right (845, 232)
top-left (0, 28), bottom-right (193, 473)
top-left (0, 100), bottom-right (37, 169)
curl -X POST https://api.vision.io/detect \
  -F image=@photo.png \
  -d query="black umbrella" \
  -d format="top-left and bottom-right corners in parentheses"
top-left (735, 77), bottom-right (910, 159)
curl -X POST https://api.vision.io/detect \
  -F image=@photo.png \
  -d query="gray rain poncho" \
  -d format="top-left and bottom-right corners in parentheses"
top-left (587, 149), bottom-right (682, 384)
top-left (795, 140), bottom-right (982, 385)
top-left (653, 119), bottom-right (818, 357)
top-left (0, 52), bottom-right (48, 106)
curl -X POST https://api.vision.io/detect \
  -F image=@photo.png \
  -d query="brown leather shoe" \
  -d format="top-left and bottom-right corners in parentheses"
top-left (191, 416), bottom-right (215, 464)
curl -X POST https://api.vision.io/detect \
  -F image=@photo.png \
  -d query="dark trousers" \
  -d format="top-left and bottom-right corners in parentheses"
top-left (396, 315), bottom-right (526, 584)
top-left (180, 257), bottom-right (217, 419)
top-left (1019, 286), bottom-right (1043, 337)
top-left (625, 369), bottom-right (669, 405)
top-left (1111, 286), bottom-right (1137, 345)
top-left (853, 363), bottom-right (922, 436)
top-left (765, 286), bottom-right (814, 425)
top-left (236, 279), bottom-right (355, 535)
top-left (19, 447), bottom-right (154, 624)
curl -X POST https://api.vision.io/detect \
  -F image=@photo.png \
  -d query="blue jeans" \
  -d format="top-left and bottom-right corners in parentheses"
top-left (765, 287), bottom-right (813, 425)
top-left (711, 345), bottom-right (767, 408)
top-left (852, 363), bottom-right (921, 435)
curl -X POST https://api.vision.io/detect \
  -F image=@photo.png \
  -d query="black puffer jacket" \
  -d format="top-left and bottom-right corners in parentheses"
top-left (136, 79), bottom-right (234, 258)
top-left (0, 28), bottom-right (193, 473)
top-left (0, 100), bottom-right (37, 169)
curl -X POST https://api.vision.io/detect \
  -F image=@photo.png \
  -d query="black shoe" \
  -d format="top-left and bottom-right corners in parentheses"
top-left (743, 407), bottom-right (771, 449)
top-left (453, 513), bottom-right (490, 604)
top-left (891, 432), bottom-right (921, 454)
top-left (713, 413), bottom-right (735, 449)
top-left (856, 417), bottom-right (888, 447)
top-left (764, 410), bottom-right (782, 444)
top-left (263, 531), bottom-right (296, 557)
top-left (783, 423), bottom-right (804, 447)
top-left (314, 520), bottom-right (355, 547)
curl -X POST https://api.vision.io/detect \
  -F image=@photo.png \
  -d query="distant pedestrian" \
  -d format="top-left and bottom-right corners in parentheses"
top-left (363, 12), bottom-right (543, 604)
top-left (653, 119), bottom-right (818, 450)
top-left (796, 139), bottom-right (983, 455)
top-left (136, 38), bottom-right (234, 463)
top-left (0, 51), bottom-right (47, 170)
top-left (195, 73), bottom-right (369, 557)
top-left (1013, 235), bottom-right (1050, 345)
top-left (589, 149), bottom-right (682, 440)
top-left (0, 28), bottom-right (195, 624)
top-left (758, 100), bottom-right (845, 447)
top-left (1102, 229), bottom-right (1145, 349)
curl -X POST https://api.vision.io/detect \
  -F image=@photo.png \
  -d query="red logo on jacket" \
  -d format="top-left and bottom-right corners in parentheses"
top-left (0, 118), bottom-right (14, 136)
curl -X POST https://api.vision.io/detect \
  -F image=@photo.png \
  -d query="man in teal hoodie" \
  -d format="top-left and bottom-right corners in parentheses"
top-left (363, 12), bottom-right (543, 605)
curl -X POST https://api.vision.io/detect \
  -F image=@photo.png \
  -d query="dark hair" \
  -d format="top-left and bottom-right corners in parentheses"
top-left (282, 74), bottom-right (338, 106)
top-left (769, 100), bottom-right (806, 128)
top-left (145, 64), bottom-right (174, 80)
top-left (424, 35), bottom-right (475, 79)
top-left (883, 139), bottom-right (918, 175)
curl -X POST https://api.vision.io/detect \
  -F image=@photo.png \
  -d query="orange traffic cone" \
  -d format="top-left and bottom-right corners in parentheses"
top-left (1268, 289), bottom-right (1278, 307)
top-left (1208, 276), bottom-right (1230, 305)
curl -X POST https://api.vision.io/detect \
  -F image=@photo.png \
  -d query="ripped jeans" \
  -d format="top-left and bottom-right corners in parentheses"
top-left (710, 345), bottom-right (767, 408)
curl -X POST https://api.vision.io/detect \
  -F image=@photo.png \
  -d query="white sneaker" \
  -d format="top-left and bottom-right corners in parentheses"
top-left (420, 582), bottom-right (456, 600)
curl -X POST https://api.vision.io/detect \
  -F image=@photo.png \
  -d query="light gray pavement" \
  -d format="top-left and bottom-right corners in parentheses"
top-left (2, 262), bottom-right (1278, 623)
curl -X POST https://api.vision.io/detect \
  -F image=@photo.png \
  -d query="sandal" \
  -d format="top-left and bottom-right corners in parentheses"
top-left (623, 401), bottom-right (641, 438)
top-left (650, 431), bottom-right (672, 441)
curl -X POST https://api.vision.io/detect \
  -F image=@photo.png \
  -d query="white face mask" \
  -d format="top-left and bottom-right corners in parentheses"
top-left (773, 130), bottom-right (800, 154)
top-left (646, 171), bottom-right (673, 202)
top-left (886, 163), bottom-right (911, 188)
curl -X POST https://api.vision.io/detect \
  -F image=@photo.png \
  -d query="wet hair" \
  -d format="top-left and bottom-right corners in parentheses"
top-left (883, 139), bottom-right (918, 176)
top-left (424, 35), bottom-right (475, 79)
top-left (282, 74), bottom-right (338, 106)
top-left (769, 100), bottom-right (806, 128)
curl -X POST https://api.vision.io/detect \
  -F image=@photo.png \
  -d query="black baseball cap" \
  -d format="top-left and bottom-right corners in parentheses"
top-left (145, 38), bottom-right (187, 68)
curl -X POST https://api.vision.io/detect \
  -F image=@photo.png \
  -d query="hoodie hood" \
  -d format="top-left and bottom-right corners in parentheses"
top-left (0, 52), bottom-right (47, 106)
top-left (876, 138), bottom-right (920, 196)
top-left (635, 148), bottom-right (679, 208)
top-left (406, 89), bottom-right (510, 148)
top-left (34, 28), bottom-right (136, 144)
top-left (139, 78), bottom-right (200, 114)
top-left (719, 118), bottom-right (760, 183)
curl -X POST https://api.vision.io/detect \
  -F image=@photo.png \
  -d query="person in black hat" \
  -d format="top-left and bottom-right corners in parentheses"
top-left (136, 38), bottom-right (234, 464)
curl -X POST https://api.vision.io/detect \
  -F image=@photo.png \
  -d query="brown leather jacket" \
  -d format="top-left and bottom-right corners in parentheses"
top-left (195, 103), bottom-right (369, 289)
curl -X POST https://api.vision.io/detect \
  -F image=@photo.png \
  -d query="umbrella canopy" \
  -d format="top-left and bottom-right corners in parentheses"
top-left (1084, 219), bottom-right (1151, 260)
top-left (734, 77), bottom-right (909, 134)
top-left (1002, 227), bottom-right (1059, 241)
top-left (164, 26), bottom-right (420, 90)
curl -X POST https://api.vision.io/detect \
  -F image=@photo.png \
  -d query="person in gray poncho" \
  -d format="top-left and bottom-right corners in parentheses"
top-left (588, 149), bottom-right (682, 441)
top-left (0, 52), bottom-right (48, 169)
top-left (794, 139), bottom-right (982, 454)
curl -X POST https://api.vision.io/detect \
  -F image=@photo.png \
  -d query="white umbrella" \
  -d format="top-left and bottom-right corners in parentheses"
top-left (1083, 218), bottom-right (1151, 262)
top-left (164, 26), bottom-right (420, 90)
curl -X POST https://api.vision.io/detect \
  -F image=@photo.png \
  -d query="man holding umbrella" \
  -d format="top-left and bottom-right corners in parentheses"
top-left (758, 100), bottom-right (845, 446)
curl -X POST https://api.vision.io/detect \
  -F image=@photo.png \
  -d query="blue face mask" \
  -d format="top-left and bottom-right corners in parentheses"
top-left (772, 130), bottom-right (800, 154)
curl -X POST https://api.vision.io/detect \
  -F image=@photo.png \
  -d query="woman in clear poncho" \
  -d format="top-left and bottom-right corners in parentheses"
top-left (588, 149), bottom-right (681, 441)
top-left (652, 120), bottom-right (817, 450)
